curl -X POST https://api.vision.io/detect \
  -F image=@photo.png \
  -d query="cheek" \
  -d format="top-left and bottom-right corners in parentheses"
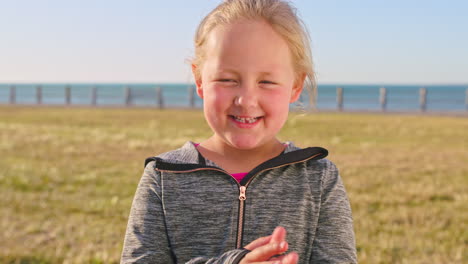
top-left (203, 86), bottom-right (234, 122)
top-left (206, 86), bottom-right (234, 105)
top-left (263, 89), bottom-right (293, 112)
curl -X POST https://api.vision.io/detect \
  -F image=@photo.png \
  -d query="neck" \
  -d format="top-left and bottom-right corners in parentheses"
top-left (197, 136), bottom-right (285, 174)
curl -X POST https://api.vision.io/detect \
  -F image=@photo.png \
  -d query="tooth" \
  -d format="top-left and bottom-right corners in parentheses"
top-left (233, 116), bottom-right (259, 123)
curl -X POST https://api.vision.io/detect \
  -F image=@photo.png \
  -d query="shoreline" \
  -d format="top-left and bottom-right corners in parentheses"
top-left (1, 103), bottom-right (467, 118)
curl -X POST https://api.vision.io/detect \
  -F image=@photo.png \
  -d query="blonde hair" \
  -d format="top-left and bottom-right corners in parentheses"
top-left (192, 0), bottom-right (317, 108)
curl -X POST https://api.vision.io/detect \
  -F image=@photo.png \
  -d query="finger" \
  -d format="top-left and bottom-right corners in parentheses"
top-left (243, 241), bottom-right (288, 262)
top-left (244, 235), bottom-right (272, 251)
top-left (280, 251), bottom-right (299, 264)
top-left (269, 252), bottom-right (292, 262)
top-left (270, 226), bottom-right (287, 244)
top-left (269, 252), bottom-right (299, 263)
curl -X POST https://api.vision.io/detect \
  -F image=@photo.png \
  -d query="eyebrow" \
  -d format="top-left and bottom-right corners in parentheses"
top-left (216, 69), bottom-right (237, 74)
top-left (216, 69), bottom-right (275, 76)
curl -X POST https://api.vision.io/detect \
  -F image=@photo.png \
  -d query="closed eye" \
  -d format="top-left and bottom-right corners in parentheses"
top-left (260, 80), bottom-right (276, 84)
top-left (217, 79), bottom-right (236, 82)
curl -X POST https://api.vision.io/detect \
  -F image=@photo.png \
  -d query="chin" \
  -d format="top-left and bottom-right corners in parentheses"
top-left (227, 137), bottom-right (265, 150)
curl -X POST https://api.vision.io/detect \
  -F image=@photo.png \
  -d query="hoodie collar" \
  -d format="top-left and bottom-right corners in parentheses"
top-left (146, 141), bottom-right (327, 172)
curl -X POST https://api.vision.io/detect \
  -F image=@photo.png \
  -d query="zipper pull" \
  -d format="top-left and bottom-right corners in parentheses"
top-left (239, 186), bottom-right (246, 201)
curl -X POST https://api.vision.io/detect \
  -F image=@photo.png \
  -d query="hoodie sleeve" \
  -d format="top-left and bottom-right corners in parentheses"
top-left (120, 161), bottom-right (250, 264)
top-left (310, 160), bottom-right (358, 263)
top-left (186, 249), bottom-right (250, 264)
top-left (121, 161), bottom-right (175, 263)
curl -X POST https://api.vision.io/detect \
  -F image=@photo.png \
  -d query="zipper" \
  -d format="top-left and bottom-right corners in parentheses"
top-left (154, 152), bottom-right (323, 249)
top-left (239, 186), bottom-right (246, 200)
top-left (237, 186), bottom-right (246, 248)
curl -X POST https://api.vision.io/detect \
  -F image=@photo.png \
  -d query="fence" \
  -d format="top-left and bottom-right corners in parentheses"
top-left (2, 85), bottom-right (176, 109)
top-left (314, 86), bottom-right (468, 112)
top-left (332, 86), bottom-right (458, 112)
top-left (1, 84), bottom-right (468, 112)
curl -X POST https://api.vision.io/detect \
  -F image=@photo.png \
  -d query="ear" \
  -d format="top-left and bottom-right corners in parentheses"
top-left (290, 73), bottom-right (306, 103)
top-left (192, 64), bottom-right (204, 99)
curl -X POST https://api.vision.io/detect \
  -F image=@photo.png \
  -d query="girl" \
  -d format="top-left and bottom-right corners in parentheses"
top-left (121, 0), bottom-right (357, 263)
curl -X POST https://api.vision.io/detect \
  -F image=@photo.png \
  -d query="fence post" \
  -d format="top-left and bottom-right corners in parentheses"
top-left (380, 87), bottom-right (387, 112)
top-left (465, 88), bottom-right (468, 112)
top-left (419, 87), bottom-right (427, 112)
top-left (65, 85), bottom-right (71, 105)
top-left (9, 85), bottom-right (16, 104)
top-left (125, 86), bottom-right (131, 106)
top-left (337, 87), bottom-right (343, 111)
top-left (91, 86), bottom-right (97, 106)
top-left (36, 85), bottom-right (42, 105)
top-left (188, 86), bottom-right (195, 108)
top-left (156, 87), bottom-right (164, 109)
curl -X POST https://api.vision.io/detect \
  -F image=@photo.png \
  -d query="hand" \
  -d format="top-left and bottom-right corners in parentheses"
top-left (240, 226), bottom-right (298, 264)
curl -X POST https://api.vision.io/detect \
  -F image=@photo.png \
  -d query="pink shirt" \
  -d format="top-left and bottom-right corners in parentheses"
top-left (230, 172), bottom-right (248, 183)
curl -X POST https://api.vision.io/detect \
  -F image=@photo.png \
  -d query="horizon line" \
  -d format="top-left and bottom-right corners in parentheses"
top-left (0, 81), bottom-right (467, 86)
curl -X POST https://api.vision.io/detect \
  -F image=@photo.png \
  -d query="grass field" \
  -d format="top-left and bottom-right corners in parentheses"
top-left (0, 106), bottom-right (467, 264)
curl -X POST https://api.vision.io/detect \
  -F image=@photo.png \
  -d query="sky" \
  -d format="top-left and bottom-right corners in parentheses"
top-left (0, 0), bottom-right (467, 85)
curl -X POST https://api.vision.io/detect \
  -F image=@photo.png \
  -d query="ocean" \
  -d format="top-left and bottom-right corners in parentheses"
top-left (0, 83), bottom-right (467, 112)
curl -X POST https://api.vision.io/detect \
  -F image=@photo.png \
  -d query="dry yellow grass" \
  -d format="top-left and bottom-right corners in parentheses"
top-left (0, 106), bottom-right (467, 263)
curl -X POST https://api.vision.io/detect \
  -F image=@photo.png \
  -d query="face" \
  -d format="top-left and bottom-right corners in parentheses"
top-left (193, 19), bottom-right (304, 151)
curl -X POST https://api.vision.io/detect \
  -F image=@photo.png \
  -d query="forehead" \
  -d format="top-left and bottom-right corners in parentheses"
top-left (203, 19), bottom-right (294, 73)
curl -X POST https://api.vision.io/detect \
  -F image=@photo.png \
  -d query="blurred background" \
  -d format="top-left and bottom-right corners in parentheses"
top-left (1, 0), bottom-right (468, 112)
top-left (0, 0), bottom-right (467, 263)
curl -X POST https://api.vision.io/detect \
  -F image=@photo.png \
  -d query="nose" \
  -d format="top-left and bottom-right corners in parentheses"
top-left (234, 83), bottom-right (259, 109)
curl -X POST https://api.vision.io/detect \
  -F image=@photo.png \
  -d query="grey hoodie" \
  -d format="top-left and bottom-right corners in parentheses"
top-left (121, 142), bottom-right (357, 263)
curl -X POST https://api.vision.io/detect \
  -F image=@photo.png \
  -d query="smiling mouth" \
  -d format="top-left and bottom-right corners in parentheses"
top-left (229, 115), bottom-right (262, 124)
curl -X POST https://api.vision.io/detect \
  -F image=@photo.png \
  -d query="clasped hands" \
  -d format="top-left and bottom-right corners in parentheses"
top-left (240, 226), bottom-right (298, 264)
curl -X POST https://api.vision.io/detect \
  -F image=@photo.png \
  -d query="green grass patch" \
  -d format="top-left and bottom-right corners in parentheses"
top-left (1, 106), bottom-right (467, 263)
